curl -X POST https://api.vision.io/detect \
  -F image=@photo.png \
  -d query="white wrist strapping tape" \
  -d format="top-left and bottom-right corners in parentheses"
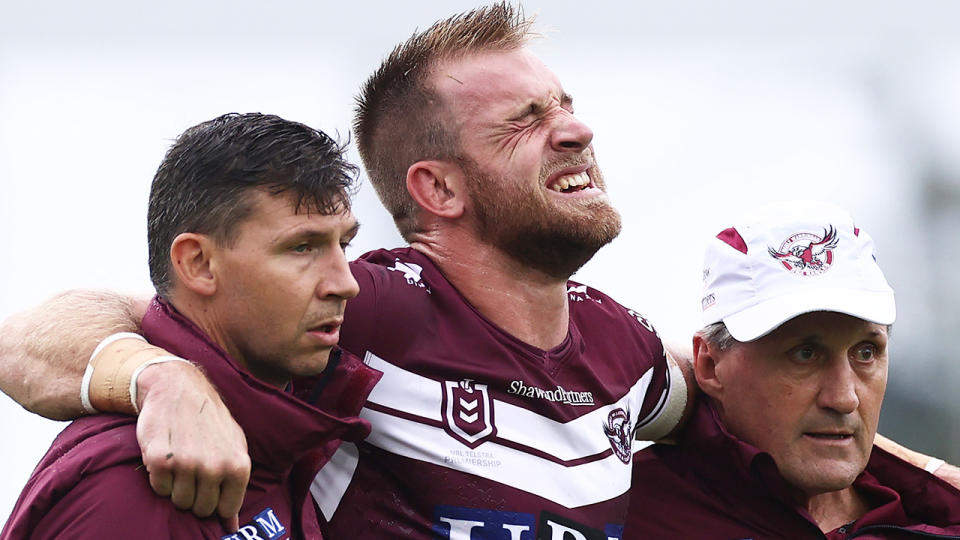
top-left (925, 457), bottom-right (946, 474)
top-left (129, 356), bottom-right (193, 414)
top-left (633, 351), bottom-right (688, 442)
top-left (80, 332), bottom-right (147, 414)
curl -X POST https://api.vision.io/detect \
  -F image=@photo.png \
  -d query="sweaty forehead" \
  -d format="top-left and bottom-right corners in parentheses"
top-left (432, 48), bottom-right (564, 114)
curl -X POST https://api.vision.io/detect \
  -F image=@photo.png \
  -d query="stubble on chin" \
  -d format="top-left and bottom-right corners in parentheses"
top-left (474, 187), bottom-right (622, 279)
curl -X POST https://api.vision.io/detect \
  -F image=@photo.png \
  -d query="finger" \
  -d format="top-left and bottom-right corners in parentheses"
top-left (191, 476), bottom-right (221, 518)
top-left (148, 468), bottom-right (174, 497)
top-left (222, 514), bottom-right (240, 533)
top-left (216, 468), bottom-right (249, 525)
top-left (170, 470), bottom-right (197, 511)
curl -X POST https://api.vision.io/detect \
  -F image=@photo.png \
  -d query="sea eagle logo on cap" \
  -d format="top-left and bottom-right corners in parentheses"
top-left (767, 225), bottom-right (839, 276)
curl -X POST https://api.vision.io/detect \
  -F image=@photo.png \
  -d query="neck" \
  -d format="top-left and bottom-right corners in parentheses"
top-left (411, 234), bottom-right (570, 350)
top-left (805, 486), bottom-right (870, 533)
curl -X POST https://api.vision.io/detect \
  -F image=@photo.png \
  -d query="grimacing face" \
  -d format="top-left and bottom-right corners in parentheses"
top-left (433, 48), bottom-right (621, 278)
top-left (703, 311), bottom-right (888, 499)
top-left (209, 189), bottom-right (359, 388)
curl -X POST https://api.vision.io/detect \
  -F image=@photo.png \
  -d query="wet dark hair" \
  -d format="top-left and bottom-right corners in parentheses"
top-left (147, 112), bottom-right (358, 296)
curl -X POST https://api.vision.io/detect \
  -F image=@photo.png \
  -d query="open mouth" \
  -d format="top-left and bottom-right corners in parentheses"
top-left (311, 322), bottom-right (339, 334)
top-left (547, 171), bottom-right (591, 194)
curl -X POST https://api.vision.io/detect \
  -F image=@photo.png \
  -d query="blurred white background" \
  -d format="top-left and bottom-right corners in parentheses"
top-left (2, 0), bottom-right (959, 523)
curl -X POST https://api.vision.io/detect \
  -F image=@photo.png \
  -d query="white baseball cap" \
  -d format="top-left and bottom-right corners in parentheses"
top-left (700, 200), bottom-right (896, 341)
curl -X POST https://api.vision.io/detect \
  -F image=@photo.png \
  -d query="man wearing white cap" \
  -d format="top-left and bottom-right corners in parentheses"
top-left (624, 201), bottom-right (960, 538)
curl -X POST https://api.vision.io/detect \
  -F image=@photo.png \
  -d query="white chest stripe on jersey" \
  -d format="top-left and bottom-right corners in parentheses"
top-left (364, 351), bottom-right (652, 460)
top-left (314, 351), bottom-right (660, 516)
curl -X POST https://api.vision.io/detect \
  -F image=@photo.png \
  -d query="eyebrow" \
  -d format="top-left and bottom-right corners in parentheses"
top-left (280, 219), bottom-right (360, 244)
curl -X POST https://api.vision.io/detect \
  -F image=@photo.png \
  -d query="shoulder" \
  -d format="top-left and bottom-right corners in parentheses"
top-left (866, 445), bottom-right (960, 514)
top-left (343, 248), bottom-right (442, 351)
top-left (567, 281), bottom-right (658, 329)
top-left (566, 280), bottom-right (664, 356)
top-left (9, 416), bottom-right (219, 538)
top-left (626, 445), bottom-right (768, 538)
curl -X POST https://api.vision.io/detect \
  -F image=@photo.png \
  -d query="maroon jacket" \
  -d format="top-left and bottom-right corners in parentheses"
top-left (2, 297), bottom-right (379, 539)
top-left (624, 399), bottom-right (960, 539)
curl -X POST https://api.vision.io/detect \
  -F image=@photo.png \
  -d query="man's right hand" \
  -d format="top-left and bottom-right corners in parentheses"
top-left (136, 360), bottom-right (251, 532)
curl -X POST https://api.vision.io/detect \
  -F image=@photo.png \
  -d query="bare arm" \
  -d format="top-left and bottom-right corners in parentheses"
top-left (0, 289), bottom-right (146, 419)
top-left (0, 289), bottom-right (250, 530)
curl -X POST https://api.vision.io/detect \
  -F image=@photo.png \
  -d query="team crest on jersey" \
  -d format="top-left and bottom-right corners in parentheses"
top-left (388, 259), bottom-right (432, 293)
top-left (767, 226), bottom-right (839, 276)
top-left (442, 379), bottom-right (496, 448)
top-left (603, 408), bottom-right (633, 464)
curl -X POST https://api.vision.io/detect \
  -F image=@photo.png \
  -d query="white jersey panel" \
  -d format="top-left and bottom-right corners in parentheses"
top-left (315, 351), bottom-right (655, 514)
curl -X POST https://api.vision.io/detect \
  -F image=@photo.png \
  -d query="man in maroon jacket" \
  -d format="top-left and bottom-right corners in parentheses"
top-left (1, 113), bottom-right (380, 539)
top-left (625, 201), bottom-right (960, 539)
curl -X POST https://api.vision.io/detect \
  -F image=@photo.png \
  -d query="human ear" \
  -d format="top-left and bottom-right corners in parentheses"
top-left (169, 233), bottom-right (217, 296)
top-left (693, 334), bottom-right (724, 399)
top-left (405, 160), bottom-right (466, 219)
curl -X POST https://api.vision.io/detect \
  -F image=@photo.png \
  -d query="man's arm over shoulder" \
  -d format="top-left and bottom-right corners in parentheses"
top-left (0, 289), bottom-right (147, 419)
top-left (0, 289), bottom-right (250, 529)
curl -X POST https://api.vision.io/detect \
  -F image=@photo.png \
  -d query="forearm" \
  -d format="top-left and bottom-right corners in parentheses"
top-left (0, 289), bottom-right (148, 419)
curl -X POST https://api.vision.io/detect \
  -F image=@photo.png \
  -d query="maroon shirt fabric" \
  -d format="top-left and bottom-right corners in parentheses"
top-left (2, 297), bottom-right (379, 540)
top-left (624, 399), bottom-right (960, 539)
top-left (316, 247), bottom-right (676, 539)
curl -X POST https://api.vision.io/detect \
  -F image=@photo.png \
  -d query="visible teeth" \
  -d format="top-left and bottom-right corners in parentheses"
top-left (551, 171), bottom-right (590, 192)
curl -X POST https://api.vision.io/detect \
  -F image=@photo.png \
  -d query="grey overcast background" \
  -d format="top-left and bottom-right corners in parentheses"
top-left (2, 0), bottom-right (960, 523)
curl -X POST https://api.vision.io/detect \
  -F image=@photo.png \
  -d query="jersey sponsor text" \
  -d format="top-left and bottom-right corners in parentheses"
top-left (508, 380), bottom-right (595, 406)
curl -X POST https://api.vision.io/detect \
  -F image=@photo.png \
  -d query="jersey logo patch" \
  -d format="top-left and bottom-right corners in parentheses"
top-left (221, 507), bottom-right (287, 540)
top-left (433, 506), bottom-right (620, 540)
top-left (442, 378), bottom-right (496, 448)
top-left (603, 408), bottom-right (633, 464)
top-left (767, 225), bottom-right (839, 276)
top-left (388, 258), bottom-right (432, 293)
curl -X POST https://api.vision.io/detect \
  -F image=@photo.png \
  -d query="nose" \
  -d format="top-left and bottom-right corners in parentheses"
top-left (816, 356), bottom-right (860, 414)
top-left (550, 110), bottom-right (594, 153)
top-left (320, 250), bottom-right (360, 300)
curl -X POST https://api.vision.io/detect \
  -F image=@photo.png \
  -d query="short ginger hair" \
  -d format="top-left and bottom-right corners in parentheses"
top-left (353, 2), bottom-right (535, 240)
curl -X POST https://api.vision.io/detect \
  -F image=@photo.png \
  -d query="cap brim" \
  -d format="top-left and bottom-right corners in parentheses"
top-left (723, 288), bottom-right (896, 342)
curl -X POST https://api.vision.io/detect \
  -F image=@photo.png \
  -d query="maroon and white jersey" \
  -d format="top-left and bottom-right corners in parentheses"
top-left (312, 248), bottom-right (679, 539)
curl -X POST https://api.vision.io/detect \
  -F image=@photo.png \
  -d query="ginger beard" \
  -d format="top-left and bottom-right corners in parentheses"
top-left (460, 154), bottom-right (622, 280)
